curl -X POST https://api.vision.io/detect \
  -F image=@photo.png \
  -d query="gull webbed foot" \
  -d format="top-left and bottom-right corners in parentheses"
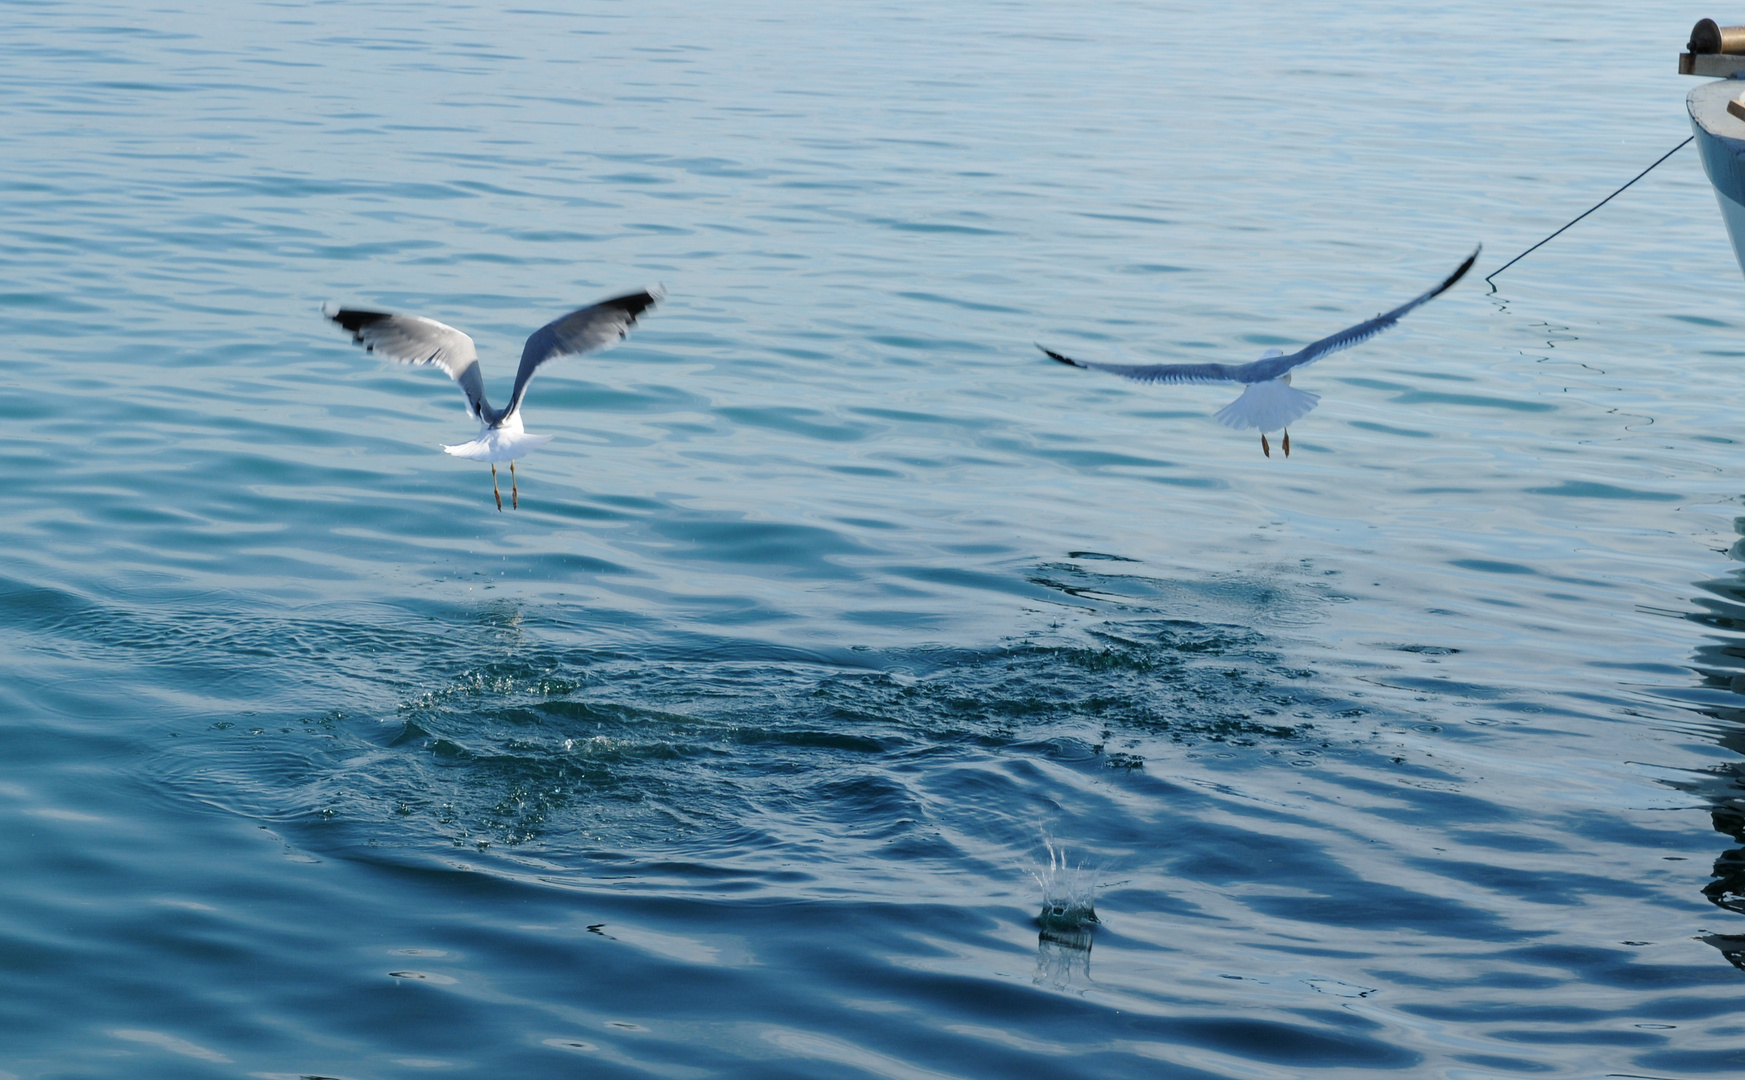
top-left (491, 463), bottom-right (503, 512)
top-left (511, 460), bottom-right (518, 510)
top-left (1282, 430), bottom-right (1290, 457)
top-left (1260, 433), bottom-right (1270, 458)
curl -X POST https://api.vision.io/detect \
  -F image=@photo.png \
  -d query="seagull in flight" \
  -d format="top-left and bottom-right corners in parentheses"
top-left (325, 290), bottom-right (660, 509)
top-left (1040, 248), bottom-right (1477, 457)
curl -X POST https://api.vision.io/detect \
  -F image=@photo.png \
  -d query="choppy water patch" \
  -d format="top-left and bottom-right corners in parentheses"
top-left (156, 608), bottom-right (1380, 888)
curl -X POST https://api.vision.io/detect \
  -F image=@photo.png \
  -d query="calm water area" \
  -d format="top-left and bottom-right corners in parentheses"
top-left (8, 2), bottom-right (1745, 1076)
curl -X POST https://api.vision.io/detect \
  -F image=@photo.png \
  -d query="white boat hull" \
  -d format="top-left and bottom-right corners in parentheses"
top-left (1689, 79), bottom-right (1745, 278)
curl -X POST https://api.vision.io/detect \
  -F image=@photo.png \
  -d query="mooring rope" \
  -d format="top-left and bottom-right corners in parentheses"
top-left (1485, 136), bottom-right (1694, 287)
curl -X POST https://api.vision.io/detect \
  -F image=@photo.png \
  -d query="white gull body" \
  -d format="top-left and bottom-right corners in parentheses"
top-left (1041, 248), bottom-right (1477, 457)
top-left (324, 289), bottom-right (659, 507)
top-left (441, 416), bottom-right (553, 464)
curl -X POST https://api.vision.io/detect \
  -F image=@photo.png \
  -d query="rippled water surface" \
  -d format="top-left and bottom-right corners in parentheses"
top-left (9, 2), bottom-right (1745, 1076)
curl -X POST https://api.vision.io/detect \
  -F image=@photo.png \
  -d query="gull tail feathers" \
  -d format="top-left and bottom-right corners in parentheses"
top-left (442, 430), bottom-right (554, 463)
top-left (1213, 379), bottom-right (1320, 433)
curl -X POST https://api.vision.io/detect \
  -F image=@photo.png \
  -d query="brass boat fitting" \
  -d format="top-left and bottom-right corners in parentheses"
top-left (1690, 18), bottom-right (1745, 55)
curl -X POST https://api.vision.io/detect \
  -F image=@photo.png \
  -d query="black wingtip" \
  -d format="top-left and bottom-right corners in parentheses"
top-left (323, 304), bottom-right (393, 341)
top-left (1433, 246), bottom-right (1480, 299)
top-left (1037, 343), bottom-right (1082, 368)
top-left (600, 289), bottom-right (661, 324)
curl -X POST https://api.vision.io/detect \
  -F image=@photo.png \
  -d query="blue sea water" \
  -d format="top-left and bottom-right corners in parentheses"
top-left (6, 1), bottom-right (1745, 1075)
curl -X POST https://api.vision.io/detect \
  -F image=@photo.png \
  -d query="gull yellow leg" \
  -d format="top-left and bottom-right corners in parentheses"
top-left (511, 460), bottom-right (518, 510)
top-left (1282, 430), bottom-right (1291, 458)
top-left (491, 463), bottom-right (502, 512)
top-left (1260, 433), bottom-right (1270, 458)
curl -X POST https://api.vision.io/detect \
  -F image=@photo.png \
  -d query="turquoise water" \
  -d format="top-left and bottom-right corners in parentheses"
top-left (6, 1), bottom-right (1745, 1075)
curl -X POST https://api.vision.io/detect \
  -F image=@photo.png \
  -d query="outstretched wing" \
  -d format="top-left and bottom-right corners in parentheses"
top-left (1039, 346), bottom-right (1235, 385)
top-left (324, 305), bottom-right (490, 421)
top-left (503, 289), bottom-right (662, 420)
top-left (1235, 247), bottom-right (1478, 383)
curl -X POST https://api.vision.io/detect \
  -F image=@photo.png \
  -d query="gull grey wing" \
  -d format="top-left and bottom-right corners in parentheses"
top-left (324, 306), bottom-right (491, 421)
top-left (1236, 246), bottom-right (1479, 383)
top-left (504, 289), bottom-right (662, 419)
top-left (1039, 345), bottom-right (1235, 385)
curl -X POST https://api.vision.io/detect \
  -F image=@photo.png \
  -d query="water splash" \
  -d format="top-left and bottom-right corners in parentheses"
top-left (1030, 838), bottom-right (1099, 931)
